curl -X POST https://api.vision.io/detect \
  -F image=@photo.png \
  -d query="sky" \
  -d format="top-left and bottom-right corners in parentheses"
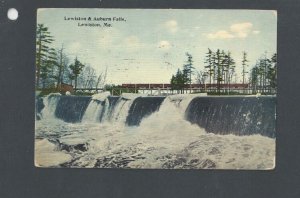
top-left (37, 9), bottom-right (277, 84)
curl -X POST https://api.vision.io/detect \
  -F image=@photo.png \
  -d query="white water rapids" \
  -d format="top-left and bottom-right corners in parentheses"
top-left (35, 93), bottom-right (275, 169)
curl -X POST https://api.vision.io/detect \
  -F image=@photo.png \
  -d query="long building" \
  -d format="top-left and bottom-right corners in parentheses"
top-left (121, 83), bottom-right (249, 89)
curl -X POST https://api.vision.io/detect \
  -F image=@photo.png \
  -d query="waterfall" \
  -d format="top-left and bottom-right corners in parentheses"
top-left (126, 97), bottom-right (165, 126)
top-left (136, 94), bottom-right (201, 134)
top-left (100, 96), bottom-right (120, 122)
top-left (81, 93), bottom-right (141, 124)
top-left (37, 93), bottom-right (276, 138)
top-left (55, 96), bottom-right (91, 123)
top-left (35, 97), bottom-right (45, 120)
top-left (185, 96), bottom-right (276, 138)
top-left (82, 100), bottom-right (105, 122)
top-left (107, 95), bottom-right (140, 123)
top-left (40, 93), bottom-right (61, 120)
top-left (35, 93), bottom-right (276, 169)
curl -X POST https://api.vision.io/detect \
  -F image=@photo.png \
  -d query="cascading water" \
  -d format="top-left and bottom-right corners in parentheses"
top-left (82, 91), bottom-right (111, 122)
top-left (106, 94), bottom-right (141, 123)
top-left (35, 93), bottom-right (276, 169)
top-left (185, 96), bottom-right (276, 138)
top-left (82, 100), bottom-right (105, 122)
top-left (35, 97), bottom-right (44, 120)
top-left (102, 96), bottom-right (120, 121)
top-left (40, 93), bottom-right (61, 120)
top-left (55, 95), bottom-right (91, 123)
top-left (126, 97), bottom-right (166, 126)
top-left (137, 94), bottom-right (201, 131)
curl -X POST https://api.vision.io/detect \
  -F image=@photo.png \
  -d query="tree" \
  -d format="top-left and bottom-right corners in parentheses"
top-left (203, 49), bottom-right (236, 93)
top-left (97, 66), bottom-right (108, 91)
top-left (242, 51), bottom-right (249, 85)
top-left (215, 49), bottom-right (222, 94)
top-left (69, 57), bottom-right (85, 90)
top-left (226, 51), bottom-right (236, 92)
top-left (204, 48), bottom-right (214, 87)
top-left (56, 45), bottom-right (65, 89)
top-left (77, 65), bottom-right (97, 89)
top-left (249, 52), bottom-right (276, 94)
top-left (183, 52), bottom-right (195, 93)
top-left (39, 52), bottom-right (57, 88)
top-left (36, 24), bottom-right (55, 88)
top-left (268, 53), bottom-right (277, 91)
top-left (250, 62), bottom-right (259, 94)
top-left (170, 69), bottom-right (185, 93)
top-left (196, 71), bottom-right (208, 91)
top-left (61, 54), bottom-right (71, 84)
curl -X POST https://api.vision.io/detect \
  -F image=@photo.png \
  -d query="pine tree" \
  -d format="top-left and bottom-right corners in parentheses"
top-left (183, 52), bottom-right (195, 93)
top-left (215, 49), bottom-right (222, 94)
top-left (204, 48), bottom-right (214, 87)
top-left (69, 57), bottom-right (85, 90)
top-left (250, 62), bottom-right (259, 94)
top-left (268, 53), bottom-right (277, 91)
top-left (225, 51), bottom-right (235, 92)
top-left (242, 51), bottom-right (249, 85)
top-left (220, 50), bottom-right (227, 88)
top-left (56, 45), bottom-right (65, 89)
top-left (39, 49), bottom-right (57, 88)
top-left (170, 69), bottom-right (185, 93)
top-left (36, 24), bottom-right (55, 88)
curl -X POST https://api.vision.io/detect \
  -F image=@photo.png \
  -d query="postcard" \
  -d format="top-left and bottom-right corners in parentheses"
top-left (35, 9), bottom-right (276, 169)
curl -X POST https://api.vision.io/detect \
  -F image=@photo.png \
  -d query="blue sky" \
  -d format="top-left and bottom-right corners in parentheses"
top-left (37, 9), bottom-right (277, 84)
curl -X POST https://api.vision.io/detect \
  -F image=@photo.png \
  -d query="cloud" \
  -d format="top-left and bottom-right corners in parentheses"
top-left (207, 30), bottom-right (235, 39)
top-left (164, 20), bottom-right (178, 33)
top-left (206, 22), bottom-right (257, 40)
top-left (158, 40), bottom-right (171, 50)
top-left (252, 30), bottom-right (260, 35)
top-left (230, 22), bottom-right (253, 38)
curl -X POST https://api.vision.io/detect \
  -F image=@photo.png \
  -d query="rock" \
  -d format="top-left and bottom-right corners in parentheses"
top-left (208, 147), bottom-right (221, 155)
top-left (198, 159), bottom-right (216, 168)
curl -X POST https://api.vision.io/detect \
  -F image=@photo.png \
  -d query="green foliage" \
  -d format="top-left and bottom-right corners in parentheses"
top-left (204, 48), bottom-right (214, 84)
top-left (69, 57), bottom-right (85, 90)
top-left (35, 24), bottom-right (103, 96)
top-left (249, 53), bottom-right (277, 94)
top-left (171, 69), bottom-right (185, 92)
top-left (269, 53), bottom-right (277, 88)
top-left (36, 88), bottom-right (60, 97)
top-left (170, 53), bottom-right (195, 93)
top-left (241, 51), bottom-right (249, 85)
top-left (203, 49), bottom-right (237, 94)
top-left (36, 24), bottom-right (57, 88)
top-left (183, 52), bottom-right (195, 85)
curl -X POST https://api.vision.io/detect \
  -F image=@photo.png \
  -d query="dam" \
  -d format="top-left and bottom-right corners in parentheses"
top-left (35, 93), bottom-right (276, 169)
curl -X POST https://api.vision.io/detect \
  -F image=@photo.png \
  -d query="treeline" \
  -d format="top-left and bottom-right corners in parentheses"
top-left (36, 24), bottom-right (106, 91)
top-left (249, 53), bottom-right (277, 94)
top-left (170, 49), bottom-right (277, 95)
top-left (170, 53), bottom-right (194, 93)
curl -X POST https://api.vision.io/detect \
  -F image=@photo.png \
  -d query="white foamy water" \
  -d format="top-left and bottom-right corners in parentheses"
top-left (106, 95), bottom-right (139, 123)
top-left (40, 93), bottom-right (61, 119)
top-left (35, 139), bottom-right (72, 167)
top-left (82, 100), bottom-right (103, 122)
top-left (35, 94), bottom-right (275, 169)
